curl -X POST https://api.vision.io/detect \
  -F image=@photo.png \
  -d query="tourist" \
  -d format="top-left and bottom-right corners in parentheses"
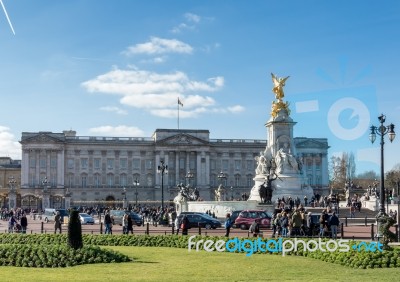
top-left (20, 213), bottom-right (28, 234)
top-left (329, 212), bottom-right (339, 239)
top-left (54, 211), bottom-right (62, 234)
top-left (224, 213), bottom-right (232, 237)
top-left (104, 210), bottom-right (113, 234)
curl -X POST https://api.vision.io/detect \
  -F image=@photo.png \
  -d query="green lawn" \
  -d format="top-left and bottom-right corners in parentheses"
top-left (0, 246), bottom-right (399, 282)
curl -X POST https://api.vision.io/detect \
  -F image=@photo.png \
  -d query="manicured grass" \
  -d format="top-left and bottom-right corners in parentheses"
top-left (0, 246), bottom-right (399, 281)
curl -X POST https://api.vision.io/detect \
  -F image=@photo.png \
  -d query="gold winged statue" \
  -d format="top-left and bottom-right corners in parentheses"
top-left (271, 73), bottom-right (290, 100)
top-left (270, 73), bottom-right (291, 118)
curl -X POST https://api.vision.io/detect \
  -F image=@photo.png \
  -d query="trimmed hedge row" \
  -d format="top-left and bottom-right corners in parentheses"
top-left (0, 244), bottom-right (131, 267)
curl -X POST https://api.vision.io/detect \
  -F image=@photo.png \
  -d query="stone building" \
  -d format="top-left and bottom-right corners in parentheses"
top-left (5, 128), bottom-right (329, 210)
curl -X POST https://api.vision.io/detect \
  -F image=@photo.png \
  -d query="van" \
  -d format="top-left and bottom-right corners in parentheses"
top-left (43, 208), bottom-right (69, 223)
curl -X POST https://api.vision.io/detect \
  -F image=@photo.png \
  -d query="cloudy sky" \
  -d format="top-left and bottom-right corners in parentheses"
top-left (1, 1), bottom-right (399, 174)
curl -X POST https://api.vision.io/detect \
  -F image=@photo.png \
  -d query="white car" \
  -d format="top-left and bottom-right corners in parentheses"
top-left (79, 213), bottom-right (95, 225)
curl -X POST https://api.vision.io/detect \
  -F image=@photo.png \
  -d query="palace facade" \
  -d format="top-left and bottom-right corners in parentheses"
top-left (1, 129), bottom-right (329, 210)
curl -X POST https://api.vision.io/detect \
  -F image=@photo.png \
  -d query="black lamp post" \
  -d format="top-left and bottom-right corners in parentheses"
top-left (133, 178), bottom-right (140, 206)
top-left (157, 160), bottom-right (168, 210)
top-left (369, 114), bottom-right (396, 217)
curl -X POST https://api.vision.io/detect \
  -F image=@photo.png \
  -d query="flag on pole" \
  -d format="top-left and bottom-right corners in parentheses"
top-left (178, 98), bottom-right (183, 107)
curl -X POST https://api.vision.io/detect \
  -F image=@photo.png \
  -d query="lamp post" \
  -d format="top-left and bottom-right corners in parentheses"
top-left (369, 114), bottom-right (396, 216)
top-left (122, 187), bottom-right (127, 209)
top-left (133, 178), bottom-right (140, 206)
top-left (369, 114), bottom-right (396, 240)
top-left (157, 160), bottom-right (168, 210)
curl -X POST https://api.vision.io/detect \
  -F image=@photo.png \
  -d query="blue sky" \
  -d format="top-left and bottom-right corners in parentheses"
top-left (1, 0), bottom-right (399, 175)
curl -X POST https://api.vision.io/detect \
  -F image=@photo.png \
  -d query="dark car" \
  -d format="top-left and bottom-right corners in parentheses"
top-left (177, 213), bottom-right (221, 229)
top-left (230, 210), bottom-right (243, 228)
top-left (129, 212), bottom-right (143, 226)
top-left (234, 210), bottom-right (271, 230)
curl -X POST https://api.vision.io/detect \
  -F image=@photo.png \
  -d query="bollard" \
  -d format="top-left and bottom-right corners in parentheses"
top-left (340, 223), bottom-right (344, 239)
top-left (146, 222), bottom-right (149, 235)
top-left (172, 225), bottom-right (175, 235)
top-left (91, 230), bottom-right (93, 234)
top-left (100, 222), bottom-right (103, 234)
top-left (365, 216), bottom-right (367, 226)
top-left (345, 217), bottom-right (348, 227)
top-left (198, 225), bottom-right (201, 235)
top-left (41, 222), bottom-right (44, 234)
top-left (165, 231), bottom-right (167, 235)
top-left (371, 223), bottom-right (375, 241)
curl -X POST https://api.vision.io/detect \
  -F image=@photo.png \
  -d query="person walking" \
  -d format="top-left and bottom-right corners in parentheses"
top-left (20, 213), bottom-right (28, 234)
top-left (329, 212), bottom-right (340, 239)
top-left (224, 213), bottom-right (232, 237)
top-left (104, 210), bottom-right (113, 234)
top-left (174, 216), bottom-right (180, 235)
top-left (249, 219), bottom-right (260, 237)
top-left (181, 215), bottom-right (189, 235)
top-left (54, 211), bottom-right (62, 234)
top-left (127, 214), bottom-right (134, 234)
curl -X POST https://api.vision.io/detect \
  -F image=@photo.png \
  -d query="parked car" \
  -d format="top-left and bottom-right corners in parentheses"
top-left (43, 208), bottom-right (69, 223)
top-left (79, 213), bottom-right (95, 225)
top-left (230, 210), bottom-right (243, 228)
top-left (234, 210), bottom-right (271, 230)
top-left (129, 212), bottom-right (143, 226)
top-left (177, 213), bottom-right (221, 229)
top-left (109, 210), bottom-right (126, 225)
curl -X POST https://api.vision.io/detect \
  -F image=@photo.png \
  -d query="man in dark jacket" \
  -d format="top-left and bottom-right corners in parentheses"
top-left (328, 212), bottom-right (340, 239)
top-left (20, 213), bottom-right (28, 234)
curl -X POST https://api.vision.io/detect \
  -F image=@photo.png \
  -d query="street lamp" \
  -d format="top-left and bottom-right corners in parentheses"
top-left (157, 160), bottom-right (168, 210)
top-left (133, 178), bottom-right (140, 206)
top-left (369, 114), bottom-right (396, 216)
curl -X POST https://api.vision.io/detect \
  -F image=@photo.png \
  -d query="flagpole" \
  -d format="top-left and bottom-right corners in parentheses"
top-left (178, 99), bottom-right (180, 130)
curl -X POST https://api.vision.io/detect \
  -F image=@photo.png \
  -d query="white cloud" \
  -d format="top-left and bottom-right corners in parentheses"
top-left (99, 106), bottom-right (128, 115)
top-left (88, 125), bottom-right (145, 137)
top-left (227, 105), bottom-right (245, 113)
top-left (122, 37), bottom-right (193, 56)
top-left (185, 13), bottom-right (201, 23)
top-left (82, 68), bottom-right (222, 111)
top-left (0, 126), bottom-right (21, 159)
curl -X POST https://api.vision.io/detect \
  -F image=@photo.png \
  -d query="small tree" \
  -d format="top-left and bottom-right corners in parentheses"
top-left (68, 209), bottom-right (83, 249)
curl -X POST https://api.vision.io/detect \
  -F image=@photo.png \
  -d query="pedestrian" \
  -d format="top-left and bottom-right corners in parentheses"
top-left (224, 213), bottom-right (232, 237)
top-left (8, 215), bottom-right (17, 233)
top-left (104, 210), bottom-right (113, 234)
top-left (350, 205), bottom-right (355, 218)
top-left (181, 215), bottom-right (189, 235)
top-left (249, 219), bottom-right (260, 237)
top-left (174, 216), bottom-right (180, 235)
top-left (127, 214), bottom-right (134, 234)
top-left (54, 211), bottom-right (62, 234)
top-left (319, 210), bottom-right (328, 237)
top-left (122, 213), bottom-right (129, 234)
top-left (329, 211), bottom-right (340, 239)
top-left (20, 213), bottom-right (28, 234)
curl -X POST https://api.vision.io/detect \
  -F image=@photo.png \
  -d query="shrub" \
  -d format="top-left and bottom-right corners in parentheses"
top-left (68, 210), bottom-right (83, 250)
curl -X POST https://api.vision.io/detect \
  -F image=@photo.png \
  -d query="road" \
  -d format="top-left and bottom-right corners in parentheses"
top-left (0, 215), bottom-right (385, 240)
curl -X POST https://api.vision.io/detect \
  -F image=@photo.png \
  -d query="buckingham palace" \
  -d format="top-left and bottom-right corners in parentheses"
top-left (1, 128), bottom-right (329, 210)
